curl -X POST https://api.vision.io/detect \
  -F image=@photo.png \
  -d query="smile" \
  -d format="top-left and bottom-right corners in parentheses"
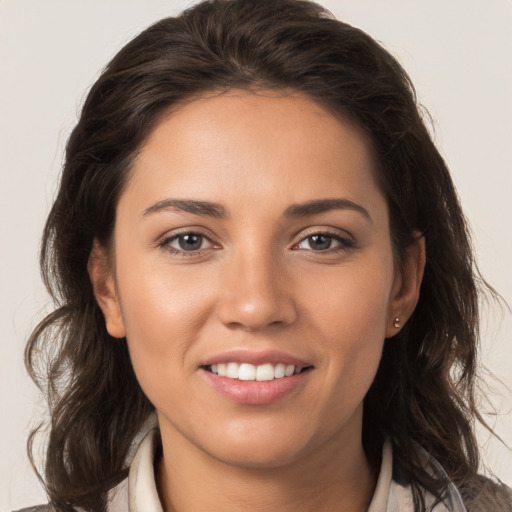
top-left (200, 350), bottom-right (314, 404)
top-left (206, 362), bottom-right (308, 381)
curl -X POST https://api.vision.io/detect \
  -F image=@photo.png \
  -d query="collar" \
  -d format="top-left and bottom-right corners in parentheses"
top-left (107, 429), bottom-right (466, 512)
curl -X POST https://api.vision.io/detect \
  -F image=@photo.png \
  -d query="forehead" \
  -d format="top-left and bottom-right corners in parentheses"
top-left (121, 90), bottom-right (385, 220)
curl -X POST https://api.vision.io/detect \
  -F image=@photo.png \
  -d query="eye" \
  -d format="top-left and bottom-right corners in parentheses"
top-left (160, 232), bottom-right (216, 255)
top-left (294, 232), bottom-right (353, 252)
top-left (300, 234), bottom-right (336, 251)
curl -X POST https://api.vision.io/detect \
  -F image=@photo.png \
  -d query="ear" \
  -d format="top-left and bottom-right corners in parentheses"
top-left (87, 239), bottom-right (126, 338)
top-left (385, 234), bottom-right (426, 338)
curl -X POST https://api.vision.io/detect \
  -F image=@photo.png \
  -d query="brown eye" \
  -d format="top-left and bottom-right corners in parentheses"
top-left (306, 234), bottom-right (333, 251)
top-left (177, 234), bottom-right (203, 251)
top-left (294, 231), bottom-right (353, 253)
top-left (297, 234), bottom-right (340, 251)
top-left (163, 232), bottom-right (215, 254)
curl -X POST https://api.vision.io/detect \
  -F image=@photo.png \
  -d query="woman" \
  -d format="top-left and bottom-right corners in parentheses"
top-left (17, 0), bottom-right (511, 510)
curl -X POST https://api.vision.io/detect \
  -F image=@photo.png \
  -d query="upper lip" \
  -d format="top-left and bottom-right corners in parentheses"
top-left (199, 349), bottom-right (312, 368)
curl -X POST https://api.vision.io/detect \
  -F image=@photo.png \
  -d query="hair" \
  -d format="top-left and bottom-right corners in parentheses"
top-left (25, 0), bottom-right (503, 510)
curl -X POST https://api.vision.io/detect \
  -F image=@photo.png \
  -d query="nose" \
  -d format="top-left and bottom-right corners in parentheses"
top-left (216, 249), bottom-right (298, 332)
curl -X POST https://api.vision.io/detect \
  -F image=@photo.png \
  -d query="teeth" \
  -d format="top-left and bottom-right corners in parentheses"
top-left (285, 365), bottom-right (295, 377)
top-left (274, 363), bottom-right (286, 378)
top-left (226, 362), bottom-right (239, 379)
top-left (239, 363), bottom-right (256, 381)
top-left (207, 362), bottom-right (306, 381)
top-left (256, 363), bottom-right (274, 381)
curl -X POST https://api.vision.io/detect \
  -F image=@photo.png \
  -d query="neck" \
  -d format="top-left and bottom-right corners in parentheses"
top-left (156, 420), bottom-right (377, 512)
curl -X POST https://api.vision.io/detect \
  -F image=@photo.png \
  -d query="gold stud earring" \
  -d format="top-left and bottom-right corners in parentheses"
top-left (393, 317), bottom-right (401, 329)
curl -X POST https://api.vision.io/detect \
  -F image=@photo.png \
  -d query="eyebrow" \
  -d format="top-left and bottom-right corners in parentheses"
top-left (142, 197), bottom-right (371, 222)
top-left (284, 198), bottom-right (372, 222)
top-left (142, 199), bottom-right (229, 218)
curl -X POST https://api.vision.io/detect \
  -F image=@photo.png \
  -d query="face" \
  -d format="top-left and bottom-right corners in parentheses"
top-left (91, 91), bottom-right (423, 469)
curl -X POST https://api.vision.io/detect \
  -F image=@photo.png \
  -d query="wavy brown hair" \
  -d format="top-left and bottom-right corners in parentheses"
top-left (26, 0), bottom-right (501, 510)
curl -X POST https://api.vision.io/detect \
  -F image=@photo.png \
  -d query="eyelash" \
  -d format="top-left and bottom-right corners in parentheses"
top-left (292, 230), bottom-right (354, 254)
top-left (158, 229), bottom-right (355, 257)
top-left (158, 231), bottom-right (217, 257)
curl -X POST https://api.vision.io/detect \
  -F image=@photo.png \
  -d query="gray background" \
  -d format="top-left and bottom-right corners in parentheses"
top-left (1, 1), bottom-right (511, 509)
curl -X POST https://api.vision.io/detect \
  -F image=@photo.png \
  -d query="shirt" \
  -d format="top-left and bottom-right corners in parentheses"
top-left (15, 428), bottom-right (470, 512)
top-left (104, 429), bottom-right (467, 512)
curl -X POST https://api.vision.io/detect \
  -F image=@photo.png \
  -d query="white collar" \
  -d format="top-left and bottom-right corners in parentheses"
top-left (367, 439), bottom-right (393, 511)
top-left (107, 429), bottom-right (466, 512)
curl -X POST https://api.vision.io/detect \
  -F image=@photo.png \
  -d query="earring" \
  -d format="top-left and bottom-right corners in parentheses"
top-left (393, 317), bottom-right (401, 329)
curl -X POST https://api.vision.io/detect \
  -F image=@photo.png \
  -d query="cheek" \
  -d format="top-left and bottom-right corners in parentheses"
top-left (301, 257), bottom-right (393, 396)
top-left (302, 255), bottom-right (394, 341)
top-left (118, 249), bottom-right (214, 326)
top-left (114, 256), bottom-right (218, 385)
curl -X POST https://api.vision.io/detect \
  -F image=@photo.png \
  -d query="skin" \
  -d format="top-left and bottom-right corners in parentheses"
top-left (89, 91), bottom-right (425, 512)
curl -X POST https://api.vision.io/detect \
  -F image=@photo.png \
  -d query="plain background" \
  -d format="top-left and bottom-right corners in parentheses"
top-left (1, 0), bottom-right (511, 510)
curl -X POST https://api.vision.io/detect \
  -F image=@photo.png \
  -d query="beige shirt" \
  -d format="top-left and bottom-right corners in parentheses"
top-left (105, 430), bottom-right (467, 512)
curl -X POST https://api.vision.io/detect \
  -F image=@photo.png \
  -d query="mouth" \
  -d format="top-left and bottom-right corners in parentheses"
top-left (203, 362), bottom-right (312, 381)
top-left (199, 350), bottom-right (314, 405)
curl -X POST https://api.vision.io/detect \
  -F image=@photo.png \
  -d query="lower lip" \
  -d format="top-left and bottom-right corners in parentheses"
top-left (201, 368), bottom-right (312, 405)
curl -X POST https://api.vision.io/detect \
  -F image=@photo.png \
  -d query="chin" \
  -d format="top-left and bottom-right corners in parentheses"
top-left (208, 441), bottom-right (307, 470)
top-left (197, 422), bottom-right (318, 470)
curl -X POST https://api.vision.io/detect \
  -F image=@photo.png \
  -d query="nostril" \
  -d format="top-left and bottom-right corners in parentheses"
top-left (217, 298), bottom-right (298, 332)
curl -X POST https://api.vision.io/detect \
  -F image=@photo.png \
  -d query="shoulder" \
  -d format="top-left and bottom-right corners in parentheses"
top-left (12, 506), bottom-right (80, 512)
top-left (460, 475), bottom-right (512, 511)
top-left (12, 507), bottom-right (52, 512)
top-left (390, 442), bottom-right (512, 511)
